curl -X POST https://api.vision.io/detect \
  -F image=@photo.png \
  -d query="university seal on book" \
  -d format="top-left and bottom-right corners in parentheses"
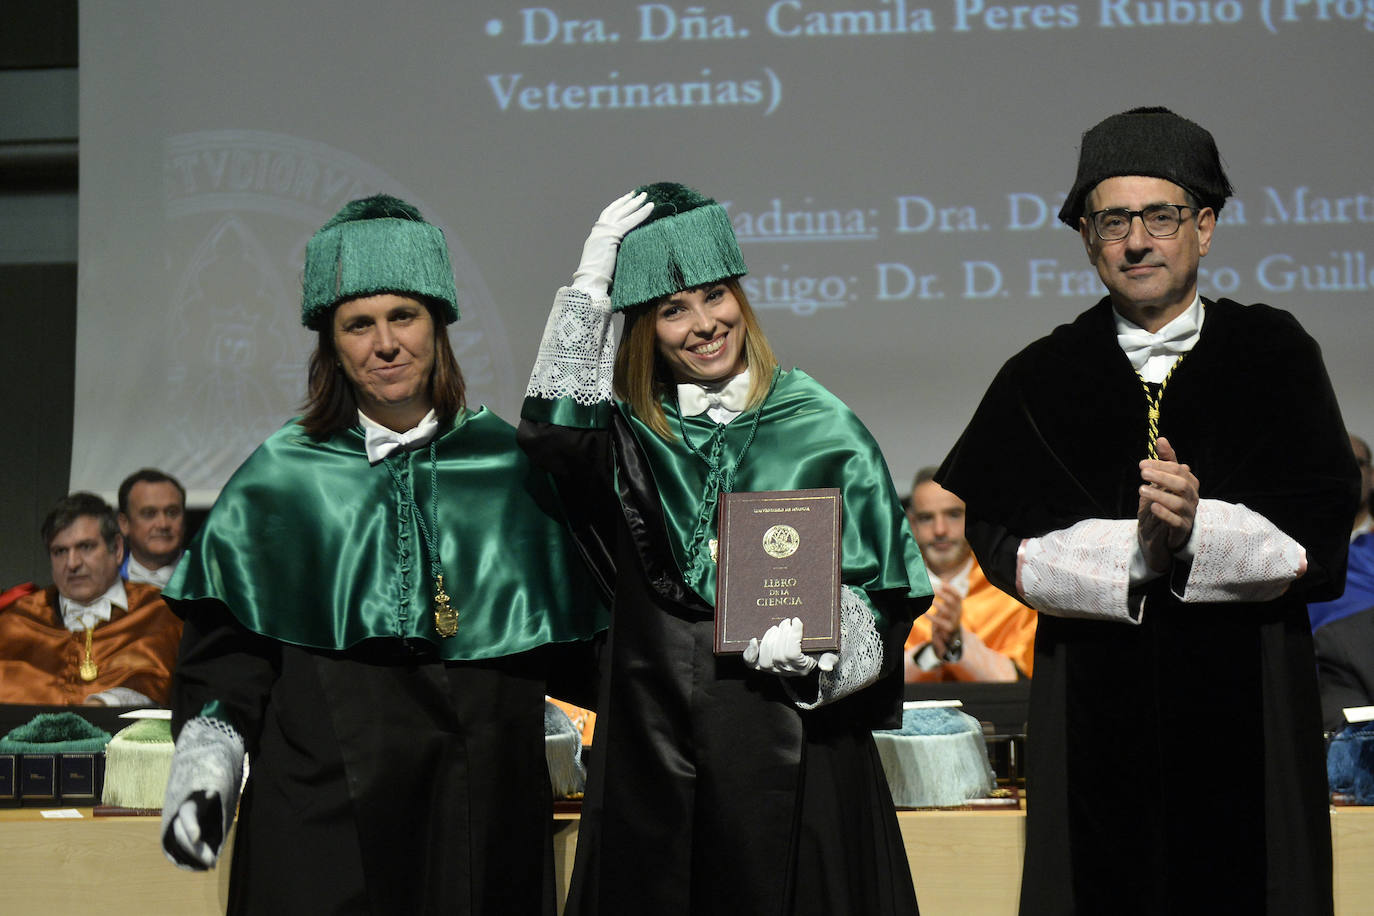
top-left (762, 524), bottom-right (800, 559)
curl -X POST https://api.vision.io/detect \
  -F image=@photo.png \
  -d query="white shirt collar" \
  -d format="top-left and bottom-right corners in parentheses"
top-left (677, 370), bottom-right (752, 425)
top-left (926, 555), bottom-right (973, 599)
top-left (126, 553), bottom-right (181, 589)
top-left (360, 408), bottom-right (440, 464)
top-left (1114, 294), bottom-right (1205, 384)
top-left (60, 579), bottom-right (129, 633)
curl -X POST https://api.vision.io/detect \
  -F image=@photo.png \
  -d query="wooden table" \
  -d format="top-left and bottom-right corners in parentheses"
top-left (3, 805), bottom-right (1372, 915)
top-left (0, 807), bottom-right (228, 913)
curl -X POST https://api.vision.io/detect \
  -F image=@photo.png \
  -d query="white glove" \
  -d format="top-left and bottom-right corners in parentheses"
top-left (161, 717), bottom-right (246, 871)
top-left (571, 191), bottom-right (655, 298)
top-left (743, 617), bottom-right (837, 677)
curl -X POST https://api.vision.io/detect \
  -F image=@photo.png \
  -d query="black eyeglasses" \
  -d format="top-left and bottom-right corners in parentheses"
top-left (1088, 204), bottom-right (1198, 241)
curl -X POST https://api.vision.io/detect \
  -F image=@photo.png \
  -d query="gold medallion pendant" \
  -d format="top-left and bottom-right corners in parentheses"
top-left (79, 628), bottom-right (99, 681)
top-left (433, 574), bottom-right (459, 637)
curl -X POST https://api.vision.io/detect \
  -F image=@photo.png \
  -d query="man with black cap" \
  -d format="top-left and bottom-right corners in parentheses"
top-left (938, 107), bottom-right (1359, 915)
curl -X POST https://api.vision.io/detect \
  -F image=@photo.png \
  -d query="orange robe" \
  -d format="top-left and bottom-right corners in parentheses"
top-left (0, 582), bottom-right (182, 705)
top-left (904, 556), bottom-right (1037, 681)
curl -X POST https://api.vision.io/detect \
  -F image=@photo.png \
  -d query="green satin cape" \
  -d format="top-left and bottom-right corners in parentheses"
top-left (164, 409), bottom-right (608, 660)
top-left (620, 369), bottom-right (930, 618)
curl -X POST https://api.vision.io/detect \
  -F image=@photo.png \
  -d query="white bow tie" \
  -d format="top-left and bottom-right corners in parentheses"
top-left (60, 589), bottom-right (122, 633)
top-left (1117, 307), bottom-right (1202, 376)
top-left (364, 413), bottom-right (440, 463)
top-left (678, 373), bottom-right (751, 419)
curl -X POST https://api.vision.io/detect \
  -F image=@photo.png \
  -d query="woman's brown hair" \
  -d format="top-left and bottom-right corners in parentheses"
top-left (299, 297), bottom-right (466, 438)
top-left (612, 278), bottom-right (777, 440)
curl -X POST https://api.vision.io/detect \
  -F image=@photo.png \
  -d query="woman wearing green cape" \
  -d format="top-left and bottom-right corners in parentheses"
top-left (520, 183), bottom-right (931, 915)
top-left (158, 195), bottom-right (606, 914)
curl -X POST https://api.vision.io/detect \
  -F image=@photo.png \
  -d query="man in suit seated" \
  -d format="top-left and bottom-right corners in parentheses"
top-left (117, 468), bottom-right (187, 588)
top-left (0, 492), bottom-right (182, 705)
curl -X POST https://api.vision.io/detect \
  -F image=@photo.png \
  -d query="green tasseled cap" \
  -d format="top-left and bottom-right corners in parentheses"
top-left (0, 712), bottom-right (112, 754)
top-left (108, 718), bottom-right (172, 745)
top-left (610, 182), bottom-right (747, 313)
top-left (101, 719), bottom-right (174, 809)
top-left (301, 194), bottom-right (460, 330)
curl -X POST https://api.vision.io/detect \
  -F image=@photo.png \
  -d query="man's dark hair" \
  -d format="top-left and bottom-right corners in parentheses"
top-left (41, 492), bottom-right (120, 551)
top-left (912, 466), bottom-right (940, 491)
top-left (117, 468), bottom-right (186, 515)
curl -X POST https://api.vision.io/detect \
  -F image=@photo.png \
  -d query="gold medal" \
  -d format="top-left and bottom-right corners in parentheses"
top-left (433, 573), bottom-right (458, 637)
top-left (79, 627), bottom-right (98, 681)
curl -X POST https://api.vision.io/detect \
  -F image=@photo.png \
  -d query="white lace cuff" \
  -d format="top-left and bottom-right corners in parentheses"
top-left (789, 585), bottom-right (884, 709)
top-left (84, 686), bottom-right (154, 706)
top-left (525, 286), bottom-right (617, 407)
top-left (161, 716), bottom-right (246, 870)
top-left (1018, 518), bottom-right (1139, 624)
top-left (1177, 499), bottom-right (1305, 603)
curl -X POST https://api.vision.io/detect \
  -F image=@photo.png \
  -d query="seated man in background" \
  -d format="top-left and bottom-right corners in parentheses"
top-left (1309, 433), bottom-right (1374, 730)
top-left (0, 492), bottom-right (182, 705)
top-left (1309, 435), bottom-right (1374, 634)
top-left (903, 468), bottom-right (1037, 682)
top-left (117, 468), bottom-right (187, 588)
top-left (1313, 596), bottom-right (1374, 732)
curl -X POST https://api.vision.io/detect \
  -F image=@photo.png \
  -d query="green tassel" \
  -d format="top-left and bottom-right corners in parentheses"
top-left (301, 195), bottom-right (460, 329)
top-left (319, 194), bottom-right (424, 230)
top-left (610, 189), bottom-right (748, 313)
top-left (0, 712), bottom-right (111, 754)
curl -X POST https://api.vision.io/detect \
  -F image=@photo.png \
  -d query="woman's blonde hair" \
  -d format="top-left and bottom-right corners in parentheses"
top-left (612, 278), bottom-right (777, 440)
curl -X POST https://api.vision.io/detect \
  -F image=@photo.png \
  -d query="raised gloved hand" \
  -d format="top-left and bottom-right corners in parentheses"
top-left (743, 617), bottom-right (837, 677)
top-left (571, 190), bottom-right (655, 298)
top-left (161, 717), bottom-right (246, 870)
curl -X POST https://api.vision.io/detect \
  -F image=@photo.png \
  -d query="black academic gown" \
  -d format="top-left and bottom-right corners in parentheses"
top-left (519, 382), bottom-right (925, 916)
top-left (171, 607), bottom-right (555, 916)
top-left (166, 413), bottom-right (606, 916)
top-left (939, 298), bottom-right (1359, 916)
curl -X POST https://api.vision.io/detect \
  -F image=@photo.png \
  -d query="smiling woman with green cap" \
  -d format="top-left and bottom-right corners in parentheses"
top-left (520, 183), bottom-right (932, 915)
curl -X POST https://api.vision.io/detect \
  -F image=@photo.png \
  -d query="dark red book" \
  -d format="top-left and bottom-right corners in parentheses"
top-left (714, 488), bottom-right (842, 655)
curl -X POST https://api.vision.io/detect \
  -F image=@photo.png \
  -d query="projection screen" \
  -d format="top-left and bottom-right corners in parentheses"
top-left (77, 1), bottom-right (1374, 505)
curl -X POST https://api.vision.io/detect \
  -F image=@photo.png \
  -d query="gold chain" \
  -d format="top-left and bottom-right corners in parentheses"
top-left (79, 626), bottom-right (98, 681)
top-left (1137, 353), bottom-right (1187, 459)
